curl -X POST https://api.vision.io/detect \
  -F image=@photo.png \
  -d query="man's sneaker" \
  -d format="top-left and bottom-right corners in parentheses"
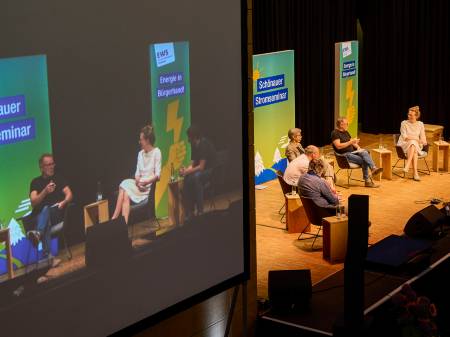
top-left (51, 258), bottom-right (62, 268)
top-left (365, 180), bottom-right (379, 188)
top-left (47, 255), bottom-right (62, 268)
top-left (27, 231), bottom-right (40, 247)
top-left (37, 276), bottom-right (49, 284)
top-left (371, 167), bottom-right (383, 177)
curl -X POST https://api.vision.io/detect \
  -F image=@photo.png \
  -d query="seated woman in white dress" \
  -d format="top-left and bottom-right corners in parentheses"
top-left (112, 125), bottom-right (161, 223)
top-left (397, 106), bottom-right (427, 181)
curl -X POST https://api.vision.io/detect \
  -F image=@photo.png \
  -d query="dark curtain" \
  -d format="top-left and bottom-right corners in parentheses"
top-left (253, 0), bottom-right (357, 147)
top-left (359, 0), bottom-right (450, 137)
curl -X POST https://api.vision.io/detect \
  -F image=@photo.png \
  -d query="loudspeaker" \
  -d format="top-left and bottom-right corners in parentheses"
top-left (85, 217), bottom-right (132, 268)
top-left (404, 205), bottom-right (445, 238)
top-left (268, 270), bottom-right (311, 311)
top-left (342, 194), bottom-right (369, 337)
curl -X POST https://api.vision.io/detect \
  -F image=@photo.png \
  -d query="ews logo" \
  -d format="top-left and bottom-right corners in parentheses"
top-left (157, 49), bottom-right (169, 59)
top-left (154, 42), bottom-right (175, 67)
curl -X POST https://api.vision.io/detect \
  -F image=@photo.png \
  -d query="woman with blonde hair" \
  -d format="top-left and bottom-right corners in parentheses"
top-left (112, 124), bottom-right (161, 223)
top-left (397, 106), bottom-right (427, 181)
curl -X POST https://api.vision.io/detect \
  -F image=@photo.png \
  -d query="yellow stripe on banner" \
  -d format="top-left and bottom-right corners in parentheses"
top-left (345, 79), bottom-right (356, 127)
top-left (156, 99), bottom-right (187, 209)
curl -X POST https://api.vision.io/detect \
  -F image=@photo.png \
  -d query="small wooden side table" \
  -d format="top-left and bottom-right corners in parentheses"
top-left (322, 216), bottom-right (348, 263)
top-left (424, 124), bottom-right (444, 144)
top-left (84, 199), bottom-right (110, 232)
top-left (0, 228), bottom-right (14, 279)
top-left (371, 148), bottom-right (392, 181)
top-left (325, 157), bottom-right (335, 168)
top-left (432, 141), bottom-right (449, 172)
top-left (285, 193), bottom-right (310, 234)
top-left (168, 179), bottom-right (185, 226)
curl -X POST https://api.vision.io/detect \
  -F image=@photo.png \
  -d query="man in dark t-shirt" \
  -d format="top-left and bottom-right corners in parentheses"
top-left (331, 117), bottom-right (383, 187)
top-left (179, 125), bottom-right (217, 218)
top-left (28, 153), bottom-right (73, 267)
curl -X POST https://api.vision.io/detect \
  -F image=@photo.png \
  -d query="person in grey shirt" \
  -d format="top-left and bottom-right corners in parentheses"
top-left (298, 158), bottom-right (339, 210)
top-left (285, 128), bottom-right (305, 162)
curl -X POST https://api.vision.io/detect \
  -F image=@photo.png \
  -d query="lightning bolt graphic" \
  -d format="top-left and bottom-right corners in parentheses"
top-left (155, 99), bottom-right (186, 211)
top-left (166, 99), bottom-right (183, 143)
top-left (345, 79), bottom-right (356, 126)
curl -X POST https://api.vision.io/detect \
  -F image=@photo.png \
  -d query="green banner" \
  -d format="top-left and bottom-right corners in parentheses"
top-left (0, 55), bottom-right (53, 272)
top-left (334, 41), bottom-right (359, 137)
top-left (253, 50), bottom-right (295, 184)
top-left (149, 42), bottom-right (191, 218)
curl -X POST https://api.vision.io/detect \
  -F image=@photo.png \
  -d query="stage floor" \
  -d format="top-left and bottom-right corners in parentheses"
top-left (256, 132), bottom-right (450, 298)
top-left (0, 192), bottom-right (237, 286)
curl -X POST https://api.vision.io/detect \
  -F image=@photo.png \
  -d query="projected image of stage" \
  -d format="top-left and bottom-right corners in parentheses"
top-left (0, 0), bottom-right (246, 334)
top-left (0, 51), bottom-right (244, 335)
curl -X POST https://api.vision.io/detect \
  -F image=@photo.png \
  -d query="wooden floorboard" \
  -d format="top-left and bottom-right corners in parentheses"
top-left (256, 133), bottom-right (450, 298)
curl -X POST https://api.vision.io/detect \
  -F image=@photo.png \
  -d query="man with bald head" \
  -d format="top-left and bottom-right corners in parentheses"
top-left (27, 153), bottom-right (73, 268)
top-left (284, 145), bottom-right (335, 190)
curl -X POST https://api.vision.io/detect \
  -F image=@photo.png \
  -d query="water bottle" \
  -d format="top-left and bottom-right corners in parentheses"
top-left (170, 163), bottom-right (175, 183)
top-left (336, 199), bottom-right (341, 219)
top-left (96, 181), bottom-right (102, 201)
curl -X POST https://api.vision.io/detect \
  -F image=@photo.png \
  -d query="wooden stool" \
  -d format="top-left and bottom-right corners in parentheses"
top-left (325, 157), bottom-right (335, 168)
top-left (168, 179), bottom-right (185, 226)
top-left (432, 141), bottom-right (449, 172)
top-left (424, 124), bottom-right (444, 144)
top-left (84, 199), bottom-right (110, 232)
top-left (0, 228), bottom-right (14, 279)
top-left (322, 216), bottom-right (348, 263)
top-left (285, 193), bottom-right (310, 234)
top-left (371, 148), bottom-right (392, 181)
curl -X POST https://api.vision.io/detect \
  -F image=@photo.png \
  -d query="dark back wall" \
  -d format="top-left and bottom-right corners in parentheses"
top-left (253, 0), bottom-right (449, 146)
top-left (253, 0), bottom-right (357, 147)
top-left (359, 0), bottom-right (450, 137)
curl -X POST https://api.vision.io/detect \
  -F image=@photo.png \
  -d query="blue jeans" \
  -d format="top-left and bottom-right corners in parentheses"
top-left (36, 205), bottom-right (63, 256)
top-left (343, 150), bottom-right (376, 181)
top-left (183, 170), bottom-right (211, 216)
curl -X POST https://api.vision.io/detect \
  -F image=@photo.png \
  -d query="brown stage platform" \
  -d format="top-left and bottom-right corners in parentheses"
top-left (0, 191), bottom-right (237, 286)
top-left (258, 240), bottom-right (450, 337)
top-left (256, 132), bottom-right (450, 299)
